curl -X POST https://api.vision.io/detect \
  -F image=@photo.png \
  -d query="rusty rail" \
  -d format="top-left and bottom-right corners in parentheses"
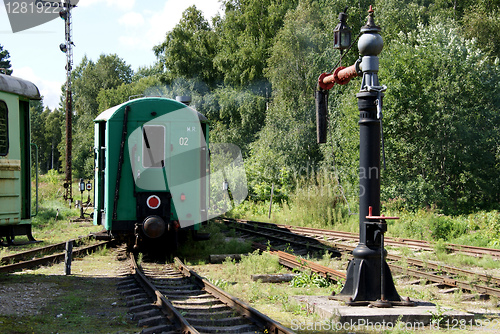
top-left (224, 218), bottom-right (500, 298)
top-left (174, 257), bottom-right (295, 334)
top-left (0, 238), bottom-right (111, 273)
top-left (230, 218), bottom-right (500, 259)
top-left (129, 253), bottom-right (199, 334)
top-left (252, 242), bottom-right (346, 281)
top-left (0, 235), bottom-right (95, 264)
top-left (390, 263), bottom-right (500, 298)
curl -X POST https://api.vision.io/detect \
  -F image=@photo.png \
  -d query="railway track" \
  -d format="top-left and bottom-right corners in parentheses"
top-left (0, 236), bottom-right (111, 273)
top-left (120, 251), bottom-right (294, 334)
top-left (229, 218), bottom-right (500, 259)
top-left (221, 218), bottom-right (500, 299)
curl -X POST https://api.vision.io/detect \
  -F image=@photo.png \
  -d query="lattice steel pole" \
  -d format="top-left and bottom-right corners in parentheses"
top-left (59, 1), bottom-right (75, 203)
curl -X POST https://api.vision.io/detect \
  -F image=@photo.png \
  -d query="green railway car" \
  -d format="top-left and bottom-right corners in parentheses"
top-left (93, 97), bottom-right (209, 250)
top-left (0, 73), bottom-right (40, 245)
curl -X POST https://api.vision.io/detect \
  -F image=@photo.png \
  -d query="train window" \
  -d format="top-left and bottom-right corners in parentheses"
top-left (142, 125), bottom-right (165, 168)
top-left (0, 101), bottom-right (7, 156)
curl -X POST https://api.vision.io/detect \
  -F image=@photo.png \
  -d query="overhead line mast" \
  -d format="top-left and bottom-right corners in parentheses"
top-left (59, 0), bottom-right (76, 203)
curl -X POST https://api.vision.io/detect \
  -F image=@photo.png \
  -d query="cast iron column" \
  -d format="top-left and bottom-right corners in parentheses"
top-left (336, 6), bottom-right (402, 304)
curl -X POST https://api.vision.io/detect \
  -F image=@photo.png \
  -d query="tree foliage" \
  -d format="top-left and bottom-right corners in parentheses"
top-left (72, 54), bottom-right (133, 118)
top-left (153, 6), bottom-right (221, 85)
top-left (246, 0), bottom-right (335, 201)
top-left (33, 0), bottom-right (500, 213)
top-left (30, 102), bottom-right (63, 173)
top-left (214, 0), bottom-right (299, 86)
top-left (201, 86), bottom-right (267, 153)
top-left (461, 1), bottom-right (500, 58)
top-left (379, 23), bottom-right (500, 213)
top-left (97, 76), bottom-right (161, 111)
top-left (69, 54), bottom-right (134, 178)
top-left (0, 45), bottom-right (12, 75)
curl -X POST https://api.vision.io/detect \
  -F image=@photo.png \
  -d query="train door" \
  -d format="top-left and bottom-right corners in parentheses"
top-left (0, 99), bottom-right (18, 224)
top-left (19, 100), bottom-right (30, 221)
top-left (93, 121), bottom-right (106, 225)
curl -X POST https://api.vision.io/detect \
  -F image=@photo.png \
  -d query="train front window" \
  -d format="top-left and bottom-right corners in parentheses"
top-left (142, 125), bottom-right (165, 168)
top-left (0, 101), bottom-right (8, 156)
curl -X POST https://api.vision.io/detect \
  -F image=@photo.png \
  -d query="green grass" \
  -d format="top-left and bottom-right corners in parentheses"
top-left (16, 171), bottom-right (500, 334)
top-left (230, 173), bottom-right (360, 233)
top-left (0, 172), bottom-right (135, 333)
top-left (229, 172), bottom-right (500, 250)
top-left (0, 257), bottom-right (137, 334)
top-left (177, 222), bottom-right (253, 263)
top-left (0, 172), bottom-right (100, 257)
top-left (192, 250), bottom-right (335, 331)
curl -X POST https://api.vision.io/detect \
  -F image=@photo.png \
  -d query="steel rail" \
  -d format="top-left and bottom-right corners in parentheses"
top-left (292, 228), bottom-right (436, 252)
top-left (254, 238), bottom-right (500, 298)
top-left (253, 238), bottom-right (500, 298)
top-left (266, 223), bottom-right (500, 286)
top-left (389, 263), bottom-right (500, 298)
top-left (447, 244), bottom-right (500, 258)
top-left (229, 222), bottom-right (340, 256)
top-left (174, 257), bottom-right (295, 334)
top-left (251, 242), bottom-right (346, 281)
top-left (129, 253), bottom-right (199, 334)
top-left (0, 240), bottom-right (111, 273)
top-left (0, 235), bottom-right (95, 264)
top-left (237, 219), bottom-right (437, 251)
top-left (280, 226), bottom-right (500, 289)
top-left (225, 219), bottom-right (500, 298)
top-left (386, 254), bottom-right (500, 287)
top-left (229, 218), bottom-right (500, 258)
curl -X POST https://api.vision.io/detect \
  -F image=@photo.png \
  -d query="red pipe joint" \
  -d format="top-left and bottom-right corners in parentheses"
top-left (318, 64), bottom-right (359, 90)
top-left (318, 72), bottom-right (335, 90)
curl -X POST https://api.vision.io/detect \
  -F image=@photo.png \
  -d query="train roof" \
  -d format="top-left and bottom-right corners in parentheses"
top-left (95, 97), bottom-right (208, 123)
top-left (0, 73), bottom-right (41, 100)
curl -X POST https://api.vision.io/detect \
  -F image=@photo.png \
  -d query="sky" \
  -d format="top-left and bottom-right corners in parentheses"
top-left (0, 0), bottom-right (223, 110)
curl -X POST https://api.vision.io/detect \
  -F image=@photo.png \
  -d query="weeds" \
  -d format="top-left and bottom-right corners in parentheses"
top-left (229, 170), bottom-right (359, 232)
top-left (330, 279), bottom-right (344, 295)
top-left (136, 253), bottom-right (143, 266)
top-left (389, 315), bottom-right (415, 334)
top-left (208, 278), bottom-right (230, 290)
top-left (239, 250), bottom-right (282, 275)
top-left (229, 169), bottom-right (500, 253)
top-left (289, 271), bottom-right (332, 288)
top-left (177, 222), bottom-right (253, 261)
top-left (428, 304), bottom-right (449, 326)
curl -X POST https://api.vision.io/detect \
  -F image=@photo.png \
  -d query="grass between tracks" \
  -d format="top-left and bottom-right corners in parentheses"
top-left (0, 171), bottom-right (101, 258)
top-left (183, 224), bottom-right (344, 333)
top-left (228, 175), bottom-right (500, 274)
top-left (197, 170), bottom-right (500, 333)
top-left (229, 172), bottom-right (500, 249)
top-left (188, 222), bottom-right (500, 334)
top-left (230, 199), bottom-right (500, 250)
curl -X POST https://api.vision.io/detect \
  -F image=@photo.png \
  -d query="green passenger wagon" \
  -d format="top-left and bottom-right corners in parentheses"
top-left (93, 97), bottom-right (209, 250)
top-left (0, 73), bottom-right (41, 245)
